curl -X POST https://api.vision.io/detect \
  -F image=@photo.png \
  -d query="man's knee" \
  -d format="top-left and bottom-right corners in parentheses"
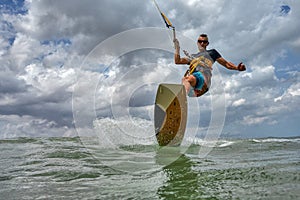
top-left (182, 76), bottom-right (196, 88)
top-left (187, 75), bottom-right (196, 86)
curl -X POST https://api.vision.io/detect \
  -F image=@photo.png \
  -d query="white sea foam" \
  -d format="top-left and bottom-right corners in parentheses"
top-left (93, 117), bottom-right (156, 147)
top-left (252, 138), bottom-right (300, 143)
top-left (218, 141), bottom-right (236, 147)
top-left (184, 137), bottom-right (236, 148)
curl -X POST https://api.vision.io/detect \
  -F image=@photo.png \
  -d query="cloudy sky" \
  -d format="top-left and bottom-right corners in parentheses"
top-left (0, 0), bottom-right (299, 139)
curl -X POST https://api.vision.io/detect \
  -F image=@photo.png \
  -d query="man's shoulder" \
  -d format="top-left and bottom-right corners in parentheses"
top-left (192, 49), bottom-right (219, 54)
top-left (207, 49), bottom-right (219, 53)
top-left (207, 49), bottom-right (222, 61)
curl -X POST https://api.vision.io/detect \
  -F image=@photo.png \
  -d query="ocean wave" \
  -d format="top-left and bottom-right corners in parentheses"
top-left (252, 137), bottom-right (300, 143)
top-left (184, 137), bottom-right (237, 148)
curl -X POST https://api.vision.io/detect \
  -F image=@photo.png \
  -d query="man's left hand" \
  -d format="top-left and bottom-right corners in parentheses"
top-left (237, 62), bottom-right (246, 71)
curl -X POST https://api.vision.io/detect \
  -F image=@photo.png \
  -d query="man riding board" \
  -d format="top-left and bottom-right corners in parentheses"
top-left (174, 34), bottom-right (246, 97)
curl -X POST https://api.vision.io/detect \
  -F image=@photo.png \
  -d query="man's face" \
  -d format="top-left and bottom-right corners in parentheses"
top-left (197, 36), bottom-right (209, 49)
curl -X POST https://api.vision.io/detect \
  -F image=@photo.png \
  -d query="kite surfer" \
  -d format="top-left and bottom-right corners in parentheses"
top-left (174, 34), bottom-right (246, 97)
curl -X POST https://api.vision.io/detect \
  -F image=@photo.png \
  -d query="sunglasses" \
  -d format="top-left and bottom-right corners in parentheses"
top-left (198, 40), bottom-right (208, 44)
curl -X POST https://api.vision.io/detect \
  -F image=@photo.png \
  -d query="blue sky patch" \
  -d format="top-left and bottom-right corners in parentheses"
top-left (41, 38), bottom-right (72, 46)
top-left (280, 5), bottom-right (291, 16)
top-left (0, 0), bottom-right (27, 15)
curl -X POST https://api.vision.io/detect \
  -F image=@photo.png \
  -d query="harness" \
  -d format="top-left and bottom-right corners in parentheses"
top-left (183, 51), bottom-right (213, 96)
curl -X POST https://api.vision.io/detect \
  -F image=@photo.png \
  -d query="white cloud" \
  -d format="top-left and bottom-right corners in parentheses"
top-left (19, 63), bottom-right (75, 95)
top-left (288, 83), bottom-right (300, 97)
top-left (243, 116), bottom-right (266, 125)
top-left (0, 114), bottom-right (76, 139)
top-left (232, 98), bottom-right (246, 107)
top-left (274, 81), bottom-right (300, 102)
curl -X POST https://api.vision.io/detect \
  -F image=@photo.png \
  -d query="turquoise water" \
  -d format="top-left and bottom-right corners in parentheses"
top-left (0, 137), bottom-right (299, 199)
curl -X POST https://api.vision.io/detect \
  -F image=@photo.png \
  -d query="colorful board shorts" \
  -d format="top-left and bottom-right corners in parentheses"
top-left (192, 71), bottom-right (205, 90)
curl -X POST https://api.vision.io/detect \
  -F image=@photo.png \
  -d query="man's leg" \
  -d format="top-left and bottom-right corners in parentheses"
top-left (182, 75), bottom-right (197, 96)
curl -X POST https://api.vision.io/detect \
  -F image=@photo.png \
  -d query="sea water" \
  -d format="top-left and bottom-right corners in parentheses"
top-left (0, 137), bottom-right (299, 199)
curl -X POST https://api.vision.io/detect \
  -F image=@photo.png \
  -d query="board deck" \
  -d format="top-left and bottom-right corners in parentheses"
top-left (154, 84), bottom-right (187, 146)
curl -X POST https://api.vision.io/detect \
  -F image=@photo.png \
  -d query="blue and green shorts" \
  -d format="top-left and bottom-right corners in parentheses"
top-left (192, 71), bottom-right (205, 90)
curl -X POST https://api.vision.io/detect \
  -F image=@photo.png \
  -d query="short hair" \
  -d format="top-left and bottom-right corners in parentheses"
top-left (199, 34), bottom-right (208, 38)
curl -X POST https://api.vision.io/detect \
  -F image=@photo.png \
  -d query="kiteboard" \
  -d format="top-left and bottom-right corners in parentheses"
top-left (154, 84), bottom-right (187, 146)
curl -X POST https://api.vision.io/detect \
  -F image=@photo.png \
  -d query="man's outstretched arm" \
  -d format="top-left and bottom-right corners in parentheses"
top-left (216, 57), bottom-right (246, 71)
